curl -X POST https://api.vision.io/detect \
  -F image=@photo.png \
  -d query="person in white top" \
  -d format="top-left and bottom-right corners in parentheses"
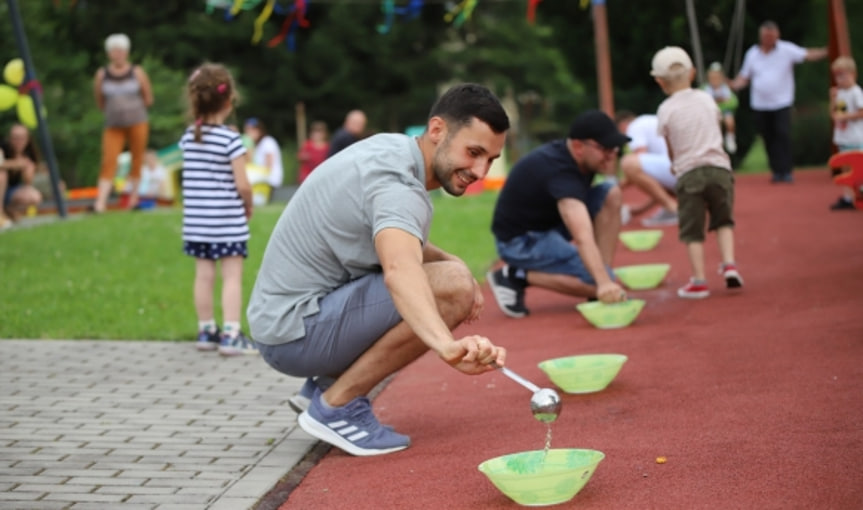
top-left (616, 112), bottom-right (678, 227)
top-left (828, 56), bottom-right (863, 211)
top-left (729, 20), bottom-right (827, 183)
top-left (652, 46), bottom-right (743, 300)
top-left (243, 118), bottom-right (284, 188)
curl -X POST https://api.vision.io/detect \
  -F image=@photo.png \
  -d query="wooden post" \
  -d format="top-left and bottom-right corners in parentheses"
top-left (828, 0), bottom-right (850, 156)
top-left (7, 0), bottom-right (67, 217)
top-left (591, 0), bottom-right (614, 117)
top-left (295, 102), bottom-right (307, 147)
top-left (828, 0), bottom-right (851, 63)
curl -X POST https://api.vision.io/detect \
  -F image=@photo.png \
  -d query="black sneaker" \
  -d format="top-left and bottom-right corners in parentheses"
top-left (195, 327), bottom-right (221, 352)
top-left (830, 196), bottom-right (856, 211)
top-left (486, 267), bottom-right (529, 318)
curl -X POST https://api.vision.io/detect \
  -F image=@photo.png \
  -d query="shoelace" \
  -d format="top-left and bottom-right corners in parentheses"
top-left (343, 398), bottom-right (381, 431)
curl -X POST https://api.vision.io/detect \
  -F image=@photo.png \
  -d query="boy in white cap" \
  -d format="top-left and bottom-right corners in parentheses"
top-left (651, 46), bottom-right (743, 298)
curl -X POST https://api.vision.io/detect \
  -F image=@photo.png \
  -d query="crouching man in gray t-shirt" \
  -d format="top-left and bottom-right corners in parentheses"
top-left (247, 84), bottom-right (510, 456)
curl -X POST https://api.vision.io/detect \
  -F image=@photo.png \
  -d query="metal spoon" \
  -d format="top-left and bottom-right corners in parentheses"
top-left (492, 363), bottom-right (562, 423)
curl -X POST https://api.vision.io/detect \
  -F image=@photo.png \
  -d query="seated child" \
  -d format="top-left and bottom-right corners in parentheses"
top-left (829, 56), bottom-right (863, 211)
top-left (702, 62), bottom-right (739, 154)
top-left (138, 149), bottom-right (167, 201)
top-left (652, 47), bottom-right (743, 299)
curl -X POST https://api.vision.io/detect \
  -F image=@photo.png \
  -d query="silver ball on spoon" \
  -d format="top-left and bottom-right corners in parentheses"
top-left (530, 388), bottom-right (562, 423)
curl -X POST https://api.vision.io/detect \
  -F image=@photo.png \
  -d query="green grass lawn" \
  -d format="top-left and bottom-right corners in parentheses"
top-left (0, 191), bottom-right (499, 341)
top-left (737, 137), bottom-right (769, 174)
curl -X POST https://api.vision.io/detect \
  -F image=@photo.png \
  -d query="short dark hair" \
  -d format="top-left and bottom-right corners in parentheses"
top-left (428, 83), bottom-right (509, 134)
top-left (760, 20), bottom-right (779, 31)
top-left (614, 110), bottom-right (636, 125)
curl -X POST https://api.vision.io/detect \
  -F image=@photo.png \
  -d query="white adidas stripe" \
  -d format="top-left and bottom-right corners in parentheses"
top-left (338, 425), bottom-right (359, 435)
top-left (347, 431), bottom-right (370, 441)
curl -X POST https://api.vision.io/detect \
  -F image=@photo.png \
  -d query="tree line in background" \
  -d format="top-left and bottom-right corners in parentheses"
top-left (0, 0), bottom-right (858, 188)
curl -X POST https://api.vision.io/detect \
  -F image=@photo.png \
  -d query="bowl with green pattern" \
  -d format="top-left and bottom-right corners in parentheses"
top-left (618, 229), bottom-right (663, 251)
top-left (575, 299), bottom-right (645, 329)
top-left (614, 263), bottom-right (671, 290)
top-left (478, 448), bottom-right (605, 506)
top-left (538, 354), bottom-right (628, 394)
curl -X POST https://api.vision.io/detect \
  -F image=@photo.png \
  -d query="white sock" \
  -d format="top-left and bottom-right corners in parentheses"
top-left (223, 321), bottom-right (241, 339)
top-left (199, 320), bottom-right (217, 333)
top-left (725, 133), bottom-right (737, 153)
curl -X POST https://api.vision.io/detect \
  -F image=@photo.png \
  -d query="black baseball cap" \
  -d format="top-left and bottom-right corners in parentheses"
top-left (568, 109), bottom-right (631, 149)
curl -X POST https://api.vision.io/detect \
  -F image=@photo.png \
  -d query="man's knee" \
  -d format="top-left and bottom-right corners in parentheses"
top-left (426, 261), bottom-right (474, 311)
top-left (601, 183), bottom-right (622, 209)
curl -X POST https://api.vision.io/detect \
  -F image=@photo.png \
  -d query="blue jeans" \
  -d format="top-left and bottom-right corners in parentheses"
top-left (495, 181), bottom-right (615, 284)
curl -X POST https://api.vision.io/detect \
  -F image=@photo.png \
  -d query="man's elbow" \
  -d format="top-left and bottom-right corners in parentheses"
top-left (381, 260), bottom-right (410, 291)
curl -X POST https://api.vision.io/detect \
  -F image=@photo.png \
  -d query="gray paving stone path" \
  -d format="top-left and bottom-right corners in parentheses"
top-left (0, 340), bottom-right (316, 510)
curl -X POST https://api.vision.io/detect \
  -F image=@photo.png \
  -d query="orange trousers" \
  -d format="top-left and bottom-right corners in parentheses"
top-left (99, 122), bottom-right (149, 180)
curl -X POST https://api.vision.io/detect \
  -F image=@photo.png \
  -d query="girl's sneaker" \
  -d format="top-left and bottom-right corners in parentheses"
top-left (218, 332), bottom-right (258, 356)
top-left (195, 328), bottom-right (221, 351)
top-left (678, 279), bottom-right (710, 299)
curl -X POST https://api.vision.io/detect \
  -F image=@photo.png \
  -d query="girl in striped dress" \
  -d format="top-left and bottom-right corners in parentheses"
top-left (180, 63), bottom-right (255, 355)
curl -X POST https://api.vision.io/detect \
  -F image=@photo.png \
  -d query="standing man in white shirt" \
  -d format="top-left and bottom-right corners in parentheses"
top-left (730, 20), bottom-right (827, 183)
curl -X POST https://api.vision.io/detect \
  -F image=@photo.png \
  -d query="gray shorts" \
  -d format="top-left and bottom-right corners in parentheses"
top-left (257, 273), bottom-right (402, 378)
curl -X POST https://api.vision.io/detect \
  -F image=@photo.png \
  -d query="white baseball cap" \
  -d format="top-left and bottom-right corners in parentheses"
top-left (650, 46), bottom-right (693, 78)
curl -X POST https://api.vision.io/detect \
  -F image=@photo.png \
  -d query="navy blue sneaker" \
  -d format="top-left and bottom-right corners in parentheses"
top-left (195, 327), bottom-right (221, 352)
top-left (298, 390), bottom-right (410, 456)
top-left (288, 378), bottom-right (318, 414)
top-left (218, 331), bottom-right (258, 356)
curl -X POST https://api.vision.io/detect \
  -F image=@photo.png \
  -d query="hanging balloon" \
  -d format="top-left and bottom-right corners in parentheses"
top-left (17, 95), bottom-right (38, 128)
top-left (0, 85), bottom-right (17, 110)
top-left (3, 58), bottom-right (25, 86)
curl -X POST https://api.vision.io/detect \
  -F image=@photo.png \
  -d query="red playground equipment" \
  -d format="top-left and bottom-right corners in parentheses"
top-left (828, 150), bottom-right (863, 210)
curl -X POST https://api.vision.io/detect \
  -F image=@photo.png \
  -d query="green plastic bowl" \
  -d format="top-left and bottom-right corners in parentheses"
top-left (575, 299), bottom-right (645, 329)
top-left (614, 263), bottom-right (671, 290)
top-left (618, 230), bottom-right (663, 251)
top-left (478, 449), bottom-right (605, 506)
top-left (538, 354), bottom-right (628, 394)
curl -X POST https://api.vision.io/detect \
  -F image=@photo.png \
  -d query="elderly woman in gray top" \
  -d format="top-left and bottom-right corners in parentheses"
top-left (92, 33), bottom-right (153, 212)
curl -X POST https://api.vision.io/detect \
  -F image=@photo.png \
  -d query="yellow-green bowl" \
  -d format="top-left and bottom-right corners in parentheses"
top-left (614, 263), bottom-right (671, 290)
top-left (538, 354), bottom-right (628, 394)
top-left (478, 449), bottom-right (605, 506)
top-left (575, 299), bottom-right (645, 329)
top-left (618, 230), bottom-right (663, 251)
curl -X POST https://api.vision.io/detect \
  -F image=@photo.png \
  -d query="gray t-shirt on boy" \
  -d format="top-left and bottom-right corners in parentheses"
top-left (248, 133), bottom-right (432, 346)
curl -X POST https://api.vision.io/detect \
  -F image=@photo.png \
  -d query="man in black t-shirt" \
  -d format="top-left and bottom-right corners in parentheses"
top-left (487, 110), bottom-right (630, 318)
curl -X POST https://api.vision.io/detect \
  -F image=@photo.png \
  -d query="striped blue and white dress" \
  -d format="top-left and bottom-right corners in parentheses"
top-left (179, 124), bottom-right (249, 260)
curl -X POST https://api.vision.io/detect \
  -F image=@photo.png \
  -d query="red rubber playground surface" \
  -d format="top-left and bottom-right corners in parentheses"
top-left (276, 170), bottom-right (863, 510)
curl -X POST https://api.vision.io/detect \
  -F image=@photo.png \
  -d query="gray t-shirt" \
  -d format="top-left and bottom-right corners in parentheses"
top-left (248, 133), bottom-right (432, 345)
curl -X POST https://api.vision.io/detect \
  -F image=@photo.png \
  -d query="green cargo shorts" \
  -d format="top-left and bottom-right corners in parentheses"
top-left (675, 166), bottom-right (735, 243)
